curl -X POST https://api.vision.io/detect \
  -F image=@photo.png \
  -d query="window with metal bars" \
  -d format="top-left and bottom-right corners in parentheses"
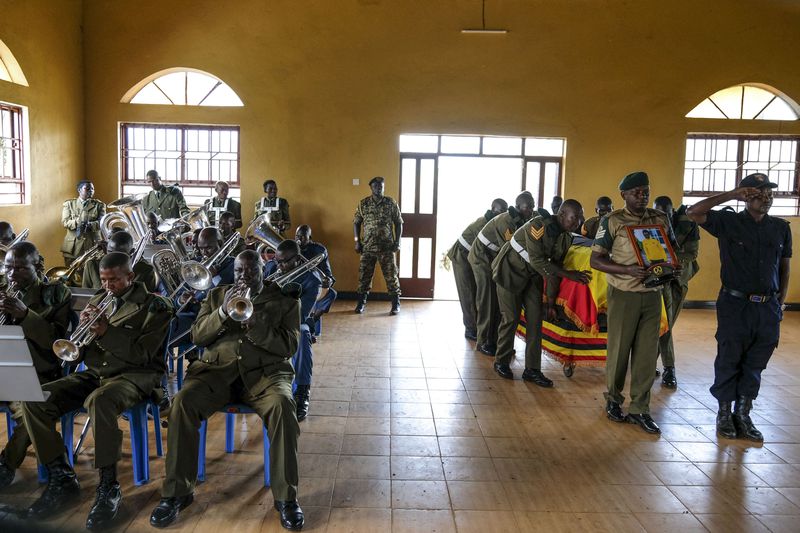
top-left (0, 102), bottom-right (26, 205)
top-left (683, 134), bottom-right (800, 216)
top-left (119, 122), bottom-right (240, 206)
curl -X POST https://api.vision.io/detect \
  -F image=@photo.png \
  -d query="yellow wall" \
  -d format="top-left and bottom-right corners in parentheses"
top-left (8, 0), bottom-right (800, 301)
top-left (0, 0), bottom-right (84, 267)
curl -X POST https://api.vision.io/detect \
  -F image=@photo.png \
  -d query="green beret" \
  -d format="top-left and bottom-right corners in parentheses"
top-left (619, 171), bottom-right (649, 191)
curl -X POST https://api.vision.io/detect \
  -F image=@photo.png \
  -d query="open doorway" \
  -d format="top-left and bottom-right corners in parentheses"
top-left (397, 134), bottom-right (565, 299)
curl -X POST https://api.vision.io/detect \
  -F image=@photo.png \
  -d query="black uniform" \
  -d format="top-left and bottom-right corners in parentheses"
top-left (700, 209), bottom-right (792, 401)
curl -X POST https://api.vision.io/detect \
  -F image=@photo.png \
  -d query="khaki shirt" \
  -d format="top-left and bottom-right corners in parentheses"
top-left (447, 211), bottom-right (496, 264)
top-left (591, 207), bottom-right (674, 293)
top-left (189, 283), bottom-right (300, 397)
top-left (492, 215), bottom-right (573, 300)
top-left (142, 186), bottom-right (189, 220)
top-left (82, 257), bottom-right (158, 293)
top-left (354, 196), bottom-right (403, 253)
top-left (4, 279), bottom-right (72, 382)
top-left (83, 282), bottom-right (173, 393)
top-left (61, 198), bottom-right (106, 257)
top-left (467, 207), bottom-right (527, 270)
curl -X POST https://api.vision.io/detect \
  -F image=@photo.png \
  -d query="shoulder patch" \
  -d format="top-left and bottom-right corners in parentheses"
top-left (595, 226), bottom-right (607, 240)
top-left (530, 225), bottom-right (544, 240)
top-left (503, 228), bottom-right (513, 241)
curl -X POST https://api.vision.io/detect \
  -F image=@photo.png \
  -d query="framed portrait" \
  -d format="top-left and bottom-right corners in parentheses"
top-left (625, 224), bottom-right (679, 288)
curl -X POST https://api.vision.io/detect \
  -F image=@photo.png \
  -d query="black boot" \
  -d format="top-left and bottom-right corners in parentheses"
top-left (522, 368), bottom-right (554, 388)
top-left (716, 401), bottom-right (737, 439)
top-left (0, 453), bottom-right (16, 489)
top-left (294, 385), bottom-right (310, 422)
top-left (27, 453), bottom-right (80, 519)
top-left (661, 366), bottom-right (677, 389)
top-left (354, 294), bottom-right (367, 314)
top-left (390, 294), bottom-right (400, 315)
top-left (274, 500), bottom-right (305, 531)
top-left (86, 464), bottom-right (122, 530)
top-left (733, 396), bottom-right (764, 442)
top-left (150, 494), bottom-right (194, 528)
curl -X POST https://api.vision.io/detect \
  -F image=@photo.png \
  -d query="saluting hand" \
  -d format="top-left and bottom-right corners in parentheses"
top-left (732, 187), bottom-right (763, 202)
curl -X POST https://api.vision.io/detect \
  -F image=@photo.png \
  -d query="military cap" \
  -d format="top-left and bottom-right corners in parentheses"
top-left (619, 171), bottom-right (649, 191)
top-left (368, 176), bottom-right (385, 186)
top-left (739, 172), bottom-right (778, 189)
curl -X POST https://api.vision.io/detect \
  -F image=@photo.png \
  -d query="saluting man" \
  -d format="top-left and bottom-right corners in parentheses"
top-left (447, 199), bottom-right (508, 341)
top-left (141, 170), bottom-right (189, 220)
top-left (61, 180), bottom-right (106, 266)
top-left (590, 171), bottom-right (678, 435)
top-left (492, 200), bottom-right (589, 385)
top-left (687, 173), bottom-right (791, 442)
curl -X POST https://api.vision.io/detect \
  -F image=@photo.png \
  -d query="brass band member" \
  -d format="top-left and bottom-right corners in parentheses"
top-left (19, 252), bottom-right (173, 528)
top-left (82, 231), bottom-right (158, 292)
top-left (0, 242), bottom-right (72, 489)
top-left (220, 211), bottom-right (248, 256)
top-left (61, 180), bottom-right (106, 266)
top-left (142, 170), bottom-right (189, 220)
top-left (254, 179), bottom-right (290, 234)
top-left (204, 181), bottom-right (242, 229)
top-left (0, 221), bottom-right (16, 246)
top-left (295, 224), bottom-right (337, 324)
top-left (150, 250), bottom-right (304, 531)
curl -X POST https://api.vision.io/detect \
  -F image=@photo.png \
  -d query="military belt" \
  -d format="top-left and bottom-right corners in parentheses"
top-left (722, 287), bottom-right (773, 303)
top-left (457, 236), bottom-right (472, 251)
top-left (477, 232), bottom-right (499, 252)
top-left (509, 236), bottom-right (531, 264)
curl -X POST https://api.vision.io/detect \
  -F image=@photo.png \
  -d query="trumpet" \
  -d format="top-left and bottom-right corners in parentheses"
top-left (225, 283), bottom-right (253, 322)
top-left (52, 291), bottom-right (118, 362)
top-left (0, 283), bottom-right (22, 325)
top-left (0, 228), bottom-right (29, 275)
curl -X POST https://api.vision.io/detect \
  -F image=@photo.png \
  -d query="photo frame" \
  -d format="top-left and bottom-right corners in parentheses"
top-left (625, 224), bottom-right (679, 288)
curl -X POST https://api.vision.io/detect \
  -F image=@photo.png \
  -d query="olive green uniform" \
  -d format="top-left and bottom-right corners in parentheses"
top-left (581, 215), bottom-right (602, 239)
top-left (142, 185), bottom-right (190, 220)
top-left (82, 257), bottom-right (159, 293)
top-left (446, 211), bottom-right (497, 334)
top-left (658, 205), bottom-right (700, 367)
top-left (20, 282), bottom-right (172, 468)
top-left (61, 198), bottom-right (106, 264)
top-left (354, 196), bottom-right (403, 296)
top-left (0, 278), bottom-right (71, 470)
top-left (161, 283), bottom-right (301, 501)
top-left (592, 208), bottom-right (674, 415)
top-left (205, 197), bottom-right (243, 229)
top-left (467, 207), bottom-right (528, 348)
top-left (254, 197), bottom-right (291, 234)
top-left (493, 215), bottom-right (573, 369)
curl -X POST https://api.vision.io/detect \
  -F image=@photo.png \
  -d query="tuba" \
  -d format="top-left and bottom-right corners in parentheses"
top-left (0, 228), bottom-right (29, 275)
top-left (100, 195), bottom-right (149, 241)
top-left (245, 215), bottom-right (282, 257)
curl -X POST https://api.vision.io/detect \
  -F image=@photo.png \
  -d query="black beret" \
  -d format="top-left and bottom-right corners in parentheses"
top-left (619, 171), bottom-right (649, 191)
top-left (739, 173), bottom-right (778, 189)
top-left (368, 176), bottom-right (385, 186)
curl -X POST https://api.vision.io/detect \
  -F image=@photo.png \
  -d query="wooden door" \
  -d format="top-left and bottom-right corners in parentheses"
top-left (398, 155), bottom-right (437, 298)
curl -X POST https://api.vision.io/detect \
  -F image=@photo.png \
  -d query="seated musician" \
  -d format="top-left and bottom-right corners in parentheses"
top-left (146, 212), bottom-right (168, 245)
top-left (265, 240), bottom-right (322, 422)
top-left (254, 179), bottom-right (291, 235)
top-left (204, 181), bottom-right (242, 229)
top-left (150, 250), bottom-right (304, 530)
top-left (83, 231), bottom-right (158, 292)
top-left (0, 221), bottom-right (16, 246)
top-left (0, 242), bottom-right (72, 489)
top-left (295, 224), bottom-right (337, 325)
top-left (16, 252), bottom-right (173, 529)
top-left (220, 211), bottom-right (247, 255)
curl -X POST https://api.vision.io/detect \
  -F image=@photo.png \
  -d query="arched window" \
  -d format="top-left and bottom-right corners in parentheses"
top-left (686, 83), bottom-right (799, 121)
top-left (121, 68), bottom-right (243, 107)
top-left (0, 39), bottom-right (28, 86)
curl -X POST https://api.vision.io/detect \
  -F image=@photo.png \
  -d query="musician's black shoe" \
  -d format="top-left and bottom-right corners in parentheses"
top-left (606, 401), bottom-right (625, 423)
top-left (626, 413), bottom-right (661, 434)
top-left (0, 455), bottom-right (15, 489)
top-left (477, 343), bottom-right (496, 356)
top-left (86, 464), bottom-right (121, 530)
top-left (354, 295), bottom-right (367, 314)
top-left (294, 385), bottom-right (310, 422)
top-left (274, 500), bottom-right (305, 531)
top-left (149, 494), bottom-right (194, 528)
top-left (661, 366), bottom-right (677, 389)
top-left (390, 295), bottom-right (400, 315)
top-left (27, 454), bottom-right (80, 519)
top-left (522, 369), bottom-right (553, 388)
top-left (464, 329), bottom-right (477, 341)
top-left (493, 363), bottom-right (514, 380)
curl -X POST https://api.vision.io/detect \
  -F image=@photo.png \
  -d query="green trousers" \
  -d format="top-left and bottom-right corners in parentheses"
top-left (495, 281), bottom-right (543, 369)
top-left (161, 367), bottom-right (300, 501)
top-left (21, 372), bottom-right (158, 468)
top-left (451, 255), bottom-right (477, 333)
top-left (357, 251), bottom-right (401, 296)
top-left (658, 280), bottom-right (688, 368)
top-left (471, 263), bottom-right (499, 347)
top-left (1, 402), bottom-right (29, 469)
top-left (604, 286), bottom-right (662, 415)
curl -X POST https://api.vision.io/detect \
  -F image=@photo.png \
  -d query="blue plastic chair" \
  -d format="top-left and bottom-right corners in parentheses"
top-left (2, 404), bottom-right (70, 483)
top-left (197, 404), bottom-right (271, 487)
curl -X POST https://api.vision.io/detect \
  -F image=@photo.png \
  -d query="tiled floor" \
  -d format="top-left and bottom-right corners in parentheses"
top-left (1, 300), bottom-right (799, 532)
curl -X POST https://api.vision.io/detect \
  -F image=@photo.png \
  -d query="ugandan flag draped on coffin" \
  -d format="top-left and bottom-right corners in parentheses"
top-left (517, 245), bottom-right (669, 366)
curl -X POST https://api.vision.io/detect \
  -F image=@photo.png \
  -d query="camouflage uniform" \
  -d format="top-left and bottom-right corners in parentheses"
top-left (61, 197), bottom-right (106, 264)
top-left (354, 195), bottom-right (403, 296)
top-left (492, 215), bottom-right (573, 369)
top-left (659, 205), bottom-right (700, 367)
top-left (142, 185), bottom-right (189, 220)
top-left (447, 211), bottom-right (497, 335)
top-left (467, 207), bottom-right (528, 348)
